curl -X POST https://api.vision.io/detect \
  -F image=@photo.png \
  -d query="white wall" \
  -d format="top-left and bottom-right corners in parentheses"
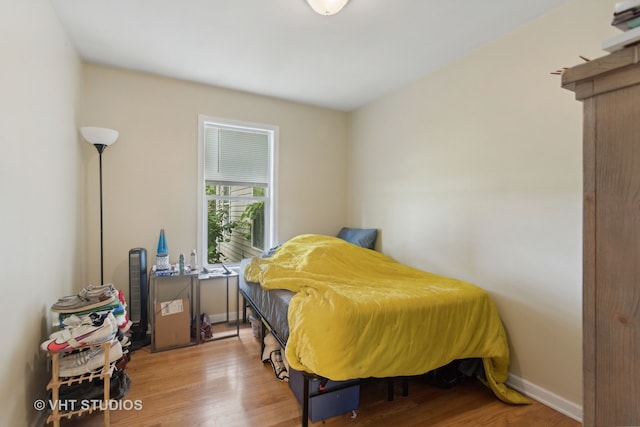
top-left (348, 0), bottom-right (618, 419)
top-left (0, 0), bottom-right (83, 425)
top-left (81, 64), bottom-right (349, 307)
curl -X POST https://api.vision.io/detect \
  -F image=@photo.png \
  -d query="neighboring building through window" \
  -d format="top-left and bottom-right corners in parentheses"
top-left (197, 115), bottom-right (277, 266)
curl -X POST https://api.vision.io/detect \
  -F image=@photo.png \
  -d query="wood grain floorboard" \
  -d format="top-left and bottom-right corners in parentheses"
top-left (62, 325), bottom-right (579, 427)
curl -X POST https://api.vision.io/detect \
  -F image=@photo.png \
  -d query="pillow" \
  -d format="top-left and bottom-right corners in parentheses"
top-left (336, 227), bottom-right (378, 249)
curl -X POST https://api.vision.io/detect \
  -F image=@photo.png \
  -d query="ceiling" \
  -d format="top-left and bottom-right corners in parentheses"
top-left (51, 0), bottom-right (570, 111)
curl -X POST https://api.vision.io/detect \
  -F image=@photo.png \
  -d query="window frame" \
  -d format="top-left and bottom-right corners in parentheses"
top-left (197, 114), bottom-right (278, 268)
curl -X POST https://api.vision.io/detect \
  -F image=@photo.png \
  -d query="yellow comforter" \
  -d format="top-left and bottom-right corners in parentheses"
top-left (244, 234), bottom-right (528, 404)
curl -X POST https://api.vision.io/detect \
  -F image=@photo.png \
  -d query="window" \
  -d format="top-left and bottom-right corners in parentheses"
top-left (197, 115), bottom-right (277, 266)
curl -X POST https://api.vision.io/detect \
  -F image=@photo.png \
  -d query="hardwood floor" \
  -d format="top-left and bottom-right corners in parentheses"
top-left (65, 325), bottom-right (579, 427)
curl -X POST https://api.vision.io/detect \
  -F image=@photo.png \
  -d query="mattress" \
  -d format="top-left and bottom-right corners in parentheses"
top-left (239, 257), bottom-right (293, 344)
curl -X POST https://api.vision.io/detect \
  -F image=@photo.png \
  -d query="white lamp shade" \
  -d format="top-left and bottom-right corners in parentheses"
top-left (80, 126), bottom-right (119, 146)
top-left (306, 0), bottom-right (349, 15)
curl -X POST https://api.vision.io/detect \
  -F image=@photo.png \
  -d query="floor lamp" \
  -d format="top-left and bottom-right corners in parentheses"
top-left (81, 126), bottom-right (119, 286)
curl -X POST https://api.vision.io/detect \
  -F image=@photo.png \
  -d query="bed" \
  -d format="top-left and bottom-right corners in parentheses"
top-left (240, 232), bottom-right (528, 425)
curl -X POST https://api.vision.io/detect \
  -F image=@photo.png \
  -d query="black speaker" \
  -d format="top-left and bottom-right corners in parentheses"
top-left (129, 248), bottom-right (148, 344)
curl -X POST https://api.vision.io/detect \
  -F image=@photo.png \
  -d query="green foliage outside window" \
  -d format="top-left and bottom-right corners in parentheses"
top-left (206, 185), bottom-right (264, 264)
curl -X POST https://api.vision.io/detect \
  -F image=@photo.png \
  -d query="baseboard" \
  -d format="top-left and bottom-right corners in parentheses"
top-left (208, 311), bottom-right (241, 324)
top-left (507, 373), bottom-right (582, 422)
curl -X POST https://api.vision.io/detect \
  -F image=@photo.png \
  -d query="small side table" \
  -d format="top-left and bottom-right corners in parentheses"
top-left (196, 270), bottom-right (240, 342)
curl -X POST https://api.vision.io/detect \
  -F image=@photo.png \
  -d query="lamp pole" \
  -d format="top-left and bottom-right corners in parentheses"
top-left (94, 143), bottom-right (107, 286)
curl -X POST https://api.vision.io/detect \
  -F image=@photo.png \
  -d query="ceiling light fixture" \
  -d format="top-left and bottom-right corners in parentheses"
top-left (306, 0), bottom-right (350, 16)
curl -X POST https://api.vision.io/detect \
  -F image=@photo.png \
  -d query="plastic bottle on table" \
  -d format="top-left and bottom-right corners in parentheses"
top-left (179, 253), bottom-right (185, 274)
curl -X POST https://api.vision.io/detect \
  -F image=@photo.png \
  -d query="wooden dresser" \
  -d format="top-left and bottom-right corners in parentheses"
top-left (562, 45), bottom-right (640, 427)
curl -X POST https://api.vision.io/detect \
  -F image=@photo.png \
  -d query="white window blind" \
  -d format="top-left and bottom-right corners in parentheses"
top-left (204, 125), bottom-right (269, 186)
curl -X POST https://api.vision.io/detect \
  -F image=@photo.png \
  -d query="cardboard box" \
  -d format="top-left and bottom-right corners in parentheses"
top-left (154, 299), bottom-right (191, 350)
